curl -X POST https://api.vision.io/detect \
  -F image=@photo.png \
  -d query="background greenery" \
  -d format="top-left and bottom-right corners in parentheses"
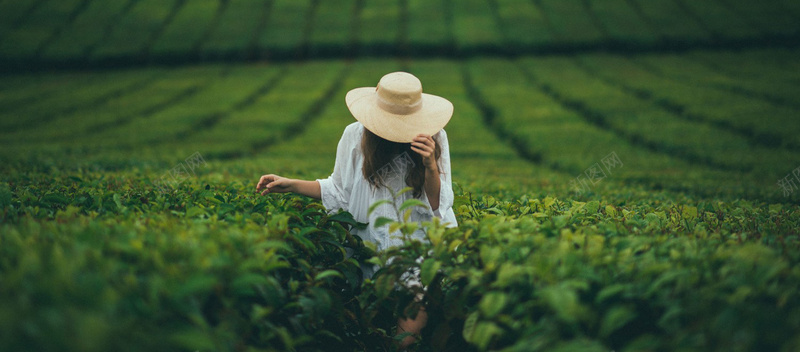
top-left (1, 0), bottom-right (799, 351)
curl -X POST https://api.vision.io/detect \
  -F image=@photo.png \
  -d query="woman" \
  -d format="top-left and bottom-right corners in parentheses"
top-left (256, 71), bottom-right (456, 349)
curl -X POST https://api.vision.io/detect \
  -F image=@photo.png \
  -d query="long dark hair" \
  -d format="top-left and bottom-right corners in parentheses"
top-left (361, 128), bottom-right (441, 198)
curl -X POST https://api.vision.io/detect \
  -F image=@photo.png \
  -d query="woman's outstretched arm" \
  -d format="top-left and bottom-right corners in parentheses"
top-left (256, 174), bottom-right (321, 199)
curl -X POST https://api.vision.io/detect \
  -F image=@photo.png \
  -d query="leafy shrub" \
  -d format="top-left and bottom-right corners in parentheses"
top-left (1, 175), bottom-right (799, 351)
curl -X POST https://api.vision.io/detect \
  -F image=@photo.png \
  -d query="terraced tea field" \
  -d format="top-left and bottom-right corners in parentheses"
top-left (1, 0), bottom-right (800, 351)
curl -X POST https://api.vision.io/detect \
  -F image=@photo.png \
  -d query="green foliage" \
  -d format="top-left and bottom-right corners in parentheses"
top-left (0, 175), bottom-right (377, 351)
top-left (1, 1), bottom-right (799, 351)
top-left (373, 193), bottom-right (800, 352)
top-left (1, 0), bottom-right (798, 64)
top-left (7, 171), bottom-right (796, 351)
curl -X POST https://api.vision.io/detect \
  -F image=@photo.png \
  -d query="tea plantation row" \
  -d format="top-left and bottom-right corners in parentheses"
top-left (1, 0), bottom-right (798, 68)
top-left (2, 9), bottom-right (800, 349)
top-left (1, 169), bottom-right (799, 351)
top-left (3, 50), bottom-right (799, 202)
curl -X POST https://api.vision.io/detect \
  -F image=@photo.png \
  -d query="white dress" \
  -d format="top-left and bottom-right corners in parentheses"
top-left (317, 122), bottom-right (458, 254)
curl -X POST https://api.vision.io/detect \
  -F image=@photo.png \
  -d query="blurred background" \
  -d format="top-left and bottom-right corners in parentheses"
top-left (1, 0), bottom-right (799, 201)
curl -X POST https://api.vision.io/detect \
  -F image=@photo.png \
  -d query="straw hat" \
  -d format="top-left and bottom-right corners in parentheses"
top-left (345, 72), bottom-right (453, 143)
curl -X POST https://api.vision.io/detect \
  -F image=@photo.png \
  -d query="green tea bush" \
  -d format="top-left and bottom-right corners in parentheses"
top-left (1, 176), bottom-right (378, 351)
top-left (374, 194), bottom-right (800, 351)
top-left (2, 173), bottom-right (798, 351)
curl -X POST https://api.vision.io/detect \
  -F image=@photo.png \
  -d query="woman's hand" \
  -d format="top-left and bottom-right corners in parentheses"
top-left (256, 174), bottom-right (294, 195)
top-left (411, 134), bottom-right (437, 171)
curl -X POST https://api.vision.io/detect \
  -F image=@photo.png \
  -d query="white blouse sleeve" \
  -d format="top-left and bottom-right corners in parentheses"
top-left (425, 129), bottom-right (455, 220)
top-left (317, 123), bottom-right (360, 212)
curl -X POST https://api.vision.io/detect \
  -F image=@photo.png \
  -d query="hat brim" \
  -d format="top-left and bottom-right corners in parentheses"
top-left (345, 87), bottom-right (453, 143)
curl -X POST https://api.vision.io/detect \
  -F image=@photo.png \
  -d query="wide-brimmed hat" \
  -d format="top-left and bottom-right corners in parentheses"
top-left (345, 72), bottom-right (453, 143)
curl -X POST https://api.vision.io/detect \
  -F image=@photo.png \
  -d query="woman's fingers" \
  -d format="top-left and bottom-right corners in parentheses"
top-left (256, 174), bottom-right (278, 192)
top-left (412, 134), bottom-right (438, 170)
top-left (410, 141), bottom-right (431, 152)
top-left (260, 180), bottom-right (279, 195)
top-left (256, 176), bottom-right (267, 191)
top-left (412, 146), bottom-right (436, 171)
top-left (413, 134), bottom-right (434, 147)
top-left (412, 135), bottom-right (433, 154)
top-left (410, 145), bottom-right (431, 157)
top-left (256, 176), bottom-right (270, 191)
top-left (412, 135), bottom-right (435, 158)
